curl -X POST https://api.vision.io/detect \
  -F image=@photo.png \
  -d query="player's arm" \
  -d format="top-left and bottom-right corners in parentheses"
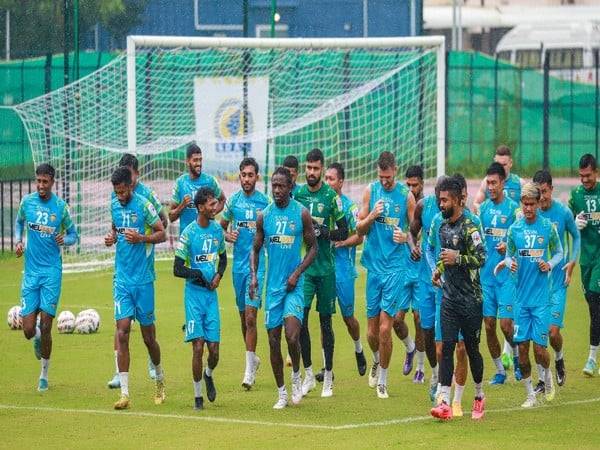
top-left (562, 211), bottom-right (581, 285)
top-left (173, 234), bottom-right (209, 287)
top-left (168, 182), bottom-right (191, 223)
top-left (126, 204), bottom-right (166, 244)
top-left (14, 200), bottom-right (25, 257)
top-left (444, 222), bottom-right (486, 269)
top-left (219, 198), bottom-right (239, 243)
top-left (408, 194), bottom-right (423, 261)
top-left (55, 204), bottom-right (78, 247)
top-left (334, 204), bottom-right (362, 247)
top-left (356, 185), bottom-right (381, 236)
top-left (211, 240), bottom-right (227, 290)
top-left (542, 225), bottom-right (564, 273)
top-left (287, 209), bottom-right (318, 291)
top-left (249, 213), bottom-right (264, 299)
top-left (326, 195), bottom-right (349, 241)
top-left (499, 226), bottom-right (517, 273)
top-left (472, 178), bottom-right (487, 213)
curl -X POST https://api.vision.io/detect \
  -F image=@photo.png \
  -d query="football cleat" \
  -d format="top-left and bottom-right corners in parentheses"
top-left (301, 371), bottom-right (316, 396)
top-left (403, 348), bottom-right (416, 376)
top-left (204, 374), bottom-right (217, 402)
top-left (555, 359), bottom-right (566, 386)
top-left (583, 358), bottom-right (597, 377)
top-left (489, 373), bottom-right (507, 385)
top-left (194, 396), bottom-right (204, 410)
top-left (377, 384), bottom-right (389, 399)
top-left (451, 401), bottom-right (463, 417)
top-left (368, 362), bottom-right (380, 388)
top-left (37, 378), bottom-right (48, 392)
top-left (107, 373), bottom-right (121, 389)
top-left (356, 351), bottom-right (367, 376)
top-left (430, 401), bottom-right (452, 420)
top-left (114, 395), bottom-right (130, 410)
top-left (471, 396), bottom-right (485, 420)
top-left (501, 352), bottom-right (513, 370)
top-left (533, 380), bottom-right (545, 396)
top-left (521, 395), bottom-right (537, 408)
top-left (154, 379), bottom-right (166, 405)
top-left (413, 369), bottom-right (425, 384)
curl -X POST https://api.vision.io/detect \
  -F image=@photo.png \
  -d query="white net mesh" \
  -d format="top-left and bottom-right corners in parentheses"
top-left (13, 38), bottom-right (441, 271)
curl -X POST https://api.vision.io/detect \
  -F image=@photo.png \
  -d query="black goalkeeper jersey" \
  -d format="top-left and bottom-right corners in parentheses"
top-left (437, 212), bottom-right (487, 308)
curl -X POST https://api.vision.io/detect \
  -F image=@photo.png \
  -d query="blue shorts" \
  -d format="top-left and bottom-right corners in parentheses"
top-left (514, 305), bottom-right (550, 347)
top-left (400, 276), bottom-right (420, 313)
top-left (366, 270), bottom-right (408, 319)
top-left (265, 278), bottom-right (304, 330)
top-left (335, 276), bottom-right (356, 318)
top-left (184, 286), bottom-right (220, 343)
top-left (550, 287), bottom-right (567, 329)
top-left (232, 271), bottom-right (264, 312)
top-left (113, 281), bottom-right (155, 326)
top-left (418, 279), bottom-right (437, 330)
top-left (20, 271), bottom-right (61, 318)
top-left (482, 277), bottom-right (515, 320)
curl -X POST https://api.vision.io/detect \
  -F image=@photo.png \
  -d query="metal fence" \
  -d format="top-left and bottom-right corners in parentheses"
top-left (446, 51), bottom-right (599, 177)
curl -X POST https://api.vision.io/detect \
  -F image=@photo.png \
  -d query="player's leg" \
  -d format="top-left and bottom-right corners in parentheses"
top-left (366, 271), bottom-right (383, 388)
top-left (242, 271), bottom-right (263, 389)
top-left (412, 309), bottom-right (426, 383)
top-left (461, 310), bottom-right (485, 420)
top-left (418, 282), bottom-right (438, 396)
top-left (233, 272), bottom-right (248, 342)
top-left (452, 339), bottom-right (468, 416)
top-left (107, 329), bottom-right (121, 388)
top-left (431, 301), bottom-right (459, 420)
top-left (20, 273), bottom-right (42, 363)
top-left (376, 310), bottom-right (394, 399)
top-left (498, 280), bottom-right (520, 378)
top-left (515, 307), bottom-right (537, 407)
top-left (315, 272), bottom-right (336, 397)
top-left (583, 281), bottom-right (600, 376)
top-left (482, 283), bottom-right (505, 384)
top-left (35, 274), bottom-right (59, 391)
top-left (337, 275), bottom-right (366, 376)
top-left (285, 311), bottom-right (303, 405)
top-left (300, 274), bottom-right (316, 394)
top-left (114, 317), bottom-right (133, 409)
top-left (191, 338), bottom-right (205, 410)
top-left (550, 286), bottom-right (567, 386)
top-left (265, 289), bottom-right (288, 408)
top-left (532, 305), bottom-right (554, 401)
top-left (392, 276), bottom-right (417, 376)
top-left (202, 291), bottom-right (221, 404)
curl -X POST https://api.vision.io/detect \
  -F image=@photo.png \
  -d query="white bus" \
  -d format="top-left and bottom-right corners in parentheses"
top-left (495, 21), bottom-right (600, 83)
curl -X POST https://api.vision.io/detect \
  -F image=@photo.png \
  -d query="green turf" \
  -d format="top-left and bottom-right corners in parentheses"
top-left (1, 258), bottom-right (600, 449)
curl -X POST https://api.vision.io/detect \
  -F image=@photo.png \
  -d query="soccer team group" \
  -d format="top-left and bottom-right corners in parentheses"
top-left (12, 143), bottom-right (600, 420)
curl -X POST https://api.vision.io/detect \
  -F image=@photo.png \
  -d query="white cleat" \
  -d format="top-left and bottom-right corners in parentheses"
top-left (301, 372), bottom-right (316, 396)
top-left (368, 362), bottom-right (380, 388)
top-left (242, 372), bottom-right (254, 390)
top-left (273, 393), bottom-right (288, 410)
top-left (521, 395), bottom-right (537, 408)
top-left (321, 371), bottom-right (333, 398)
top-left (291, 375), bottom-right (303, 405)
top-left (377, 384), bottom-right (389, 399)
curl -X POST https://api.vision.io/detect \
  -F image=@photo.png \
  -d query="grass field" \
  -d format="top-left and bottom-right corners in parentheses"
top-left (1, 257), bottom-right (600, 449)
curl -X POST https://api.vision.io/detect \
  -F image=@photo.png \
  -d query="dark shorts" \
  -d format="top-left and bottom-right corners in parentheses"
top-left (440, 298), bottom-right (483, 344)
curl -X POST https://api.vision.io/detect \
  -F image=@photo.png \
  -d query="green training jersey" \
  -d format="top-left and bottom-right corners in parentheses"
top-left (568, 182), bottom-right (600, 266)
top-left (295, 182), bottom-right (344, 277)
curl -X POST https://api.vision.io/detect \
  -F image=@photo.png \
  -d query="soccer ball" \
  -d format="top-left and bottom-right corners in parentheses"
top-left (7, 305), bottom-right (22, 330)
top-left (75, 309), bottom-right (100, 334)
top-left (56, 311), bottom-right (76, 334)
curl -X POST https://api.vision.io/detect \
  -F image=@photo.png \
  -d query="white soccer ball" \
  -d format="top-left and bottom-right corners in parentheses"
top-left (75, 309), bottom-right (100, 334)
top-left (7, 305), bottom-right (22, 330)
top-left (56, 311), bottom-right (76, 334)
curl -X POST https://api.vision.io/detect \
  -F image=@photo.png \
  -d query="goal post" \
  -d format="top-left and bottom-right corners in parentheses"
top-left (14, 35), bottom-right (446, 271)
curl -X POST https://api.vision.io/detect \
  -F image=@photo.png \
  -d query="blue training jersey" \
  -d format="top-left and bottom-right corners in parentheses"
top-left (361, 181), bottom-right (410, 274)
top-left (506, 215), bottom-right (563, 308)
top-left (135, 181), bottom-right (163, 215)
top-left (175, 220), bottom-right (226, 292)
top-left (419, 195), bottom-right (440, 282)
top-left (262, 199), bottom-right (305, 291)
top-left (538, 199), bottom-right (580, 292)
top-left (479, 196), bottom-right (519, 283)
top-left (221, 189), bottom-right (270, 275)
top-left (16, 192), bottom-right (76, 275)
top-left (172, 172), bottom-right (222, 235)
top-left (335, 193), bottom-right (359, 280)
top-left (111, 192), bottom-right (160, 285)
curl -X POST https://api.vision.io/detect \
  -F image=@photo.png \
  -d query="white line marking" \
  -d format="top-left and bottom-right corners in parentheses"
top-left (1, 396), bottom-right (599, 430)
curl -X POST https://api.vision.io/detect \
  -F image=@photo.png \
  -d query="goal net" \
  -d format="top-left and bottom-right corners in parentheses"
top-left (13, 36), bottom-right (445, 271)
